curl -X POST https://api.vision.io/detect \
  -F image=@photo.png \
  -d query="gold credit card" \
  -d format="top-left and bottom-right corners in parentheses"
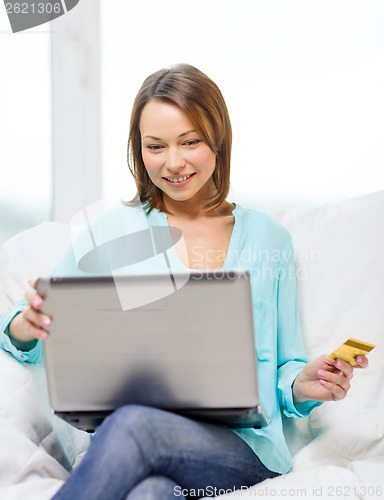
top-left (328, 338), bottom-right (376, 366)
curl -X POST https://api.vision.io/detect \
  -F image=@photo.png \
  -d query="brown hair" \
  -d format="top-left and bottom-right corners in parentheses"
top-left (125, 64), bottom-right (232, 214)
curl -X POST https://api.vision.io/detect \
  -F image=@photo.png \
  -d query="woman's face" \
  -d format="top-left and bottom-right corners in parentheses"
top-left (140, 100), bottom-right (217, 206)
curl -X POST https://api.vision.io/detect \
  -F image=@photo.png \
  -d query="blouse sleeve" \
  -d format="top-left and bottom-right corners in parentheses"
top-left (0, 299), bottom-right (44, 363)
top-left (276, 237), bottom-right (322, 417)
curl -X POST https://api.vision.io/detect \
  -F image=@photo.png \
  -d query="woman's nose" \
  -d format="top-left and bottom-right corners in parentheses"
top-left (165, 147), bottom-right (185, 171)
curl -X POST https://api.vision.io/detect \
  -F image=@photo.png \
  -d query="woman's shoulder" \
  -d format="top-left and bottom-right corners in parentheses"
top-left (234, 204), bottom-right (292, 249)
top-left (86, 201), bottom-right (154, 233)
top-left (53, 203), bottom-right (151, 277)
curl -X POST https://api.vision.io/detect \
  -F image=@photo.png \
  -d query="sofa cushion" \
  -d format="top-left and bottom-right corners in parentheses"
top-left (270, 190), bottom-right (384, 465)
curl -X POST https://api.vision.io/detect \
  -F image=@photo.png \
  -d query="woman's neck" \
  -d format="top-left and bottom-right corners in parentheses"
top-left (161, 183), bottom-right (233, 220)
top-left (163, 197), bottom-right (234, 221)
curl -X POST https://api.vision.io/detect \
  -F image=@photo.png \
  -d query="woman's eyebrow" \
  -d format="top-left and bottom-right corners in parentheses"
top-left (179, 129), bottom-right (197, 138)
top-left (142, 130), bottom-right (197, 141)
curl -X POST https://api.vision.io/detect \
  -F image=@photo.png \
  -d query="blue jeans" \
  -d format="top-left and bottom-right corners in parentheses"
top-left (52, 405), bottom-right (279, 500)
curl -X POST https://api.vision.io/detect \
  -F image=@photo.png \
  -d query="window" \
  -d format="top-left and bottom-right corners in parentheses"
top-left (0, 13), bottom-right (52, 246)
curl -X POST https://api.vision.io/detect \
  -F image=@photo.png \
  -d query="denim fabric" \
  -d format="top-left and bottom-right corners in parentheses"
top-left (52, 405), bottom-right (279, 500)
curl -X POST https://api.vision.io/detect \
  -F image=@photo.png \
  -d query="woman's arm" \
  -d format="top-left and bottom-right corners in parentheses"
top-left (274, 236), bottom-right (322, 417)
top-left (274, 236), bottom-right (368, 408)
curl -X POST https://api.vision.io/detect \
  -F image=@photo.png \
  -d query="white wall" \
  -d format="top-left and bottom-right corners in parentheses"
top-left (100, 0), bottom-right (384, 210)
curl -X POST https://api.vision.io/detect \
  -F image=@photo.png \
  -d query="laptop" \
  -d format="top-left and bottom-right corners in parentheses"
top-left (37, 270), bottom-right (270, 432)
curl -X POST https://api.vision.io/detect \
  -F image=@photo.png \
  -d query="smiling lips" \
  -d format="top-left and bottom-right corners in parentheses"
top-left (163, 173), bottom-right (195, 185)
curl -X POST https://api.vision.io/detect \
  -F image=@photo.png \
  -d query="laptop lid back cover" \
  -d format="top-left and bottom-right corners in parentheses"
top-left (39, 271), bottom-right (260, 413)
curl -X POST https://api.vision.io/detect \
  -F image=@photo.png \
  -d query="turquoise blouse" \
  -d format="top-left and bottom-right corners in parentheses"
top-left (0, 203), bottom-right (321, 474)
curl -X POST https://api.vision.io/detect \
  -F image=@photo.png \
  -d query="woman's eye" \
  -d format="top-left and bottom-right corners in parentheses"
top-left (184, 139), bottom-right (200, 147)
top-left (147, 145), bottom-right (163, 151)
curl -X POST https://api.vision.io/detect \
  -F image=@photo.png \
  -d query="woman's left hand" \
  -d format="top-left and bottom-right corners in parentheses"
top-left (293, 354), bottom-right (369, 403)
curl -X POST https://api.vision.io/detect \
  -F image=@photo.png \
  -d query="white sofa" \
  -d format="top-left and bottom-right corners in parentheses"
top-left (0, 191), bottom-right (383, 500)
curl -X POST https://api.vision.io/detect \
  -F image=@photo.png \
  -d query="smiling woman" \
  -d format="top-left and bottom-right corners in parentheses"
top-left (1, 63), bottom-right (368, 500)
top-left (140, 101), bottom-right (217, 205)
top-left (126, 64), bottom-right (232, 215)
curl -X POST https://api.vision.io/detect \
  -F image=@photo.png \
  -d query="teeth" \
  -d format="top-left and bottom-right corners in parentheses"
top-left (167, 174), bottom-right (192, 183)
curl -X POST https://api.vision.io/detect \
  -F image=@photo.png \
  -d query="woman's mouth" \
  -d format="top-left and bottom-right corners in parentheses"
top-left (163, 173), bottom-right (195, 187)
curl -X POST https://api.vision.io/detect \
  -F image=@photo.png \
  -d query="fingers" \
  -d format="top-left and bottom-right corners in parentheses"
top-left (325, 355), bottom-right (368, 372)
top-left (9, 286), bottom-right (51, 343)
top-left (332, 358), bottom-right (354, 379)
top-left (25, 289), bottom-right (43, 309)
top-left (354, 356), bottom-right (369, 369)
top-left (317, 359), bottom-right (353, 401)
top-left (318, 379), bottom-right (348, 401)
top-left (23, 304), bottom-right (51, 330)
top-left (19, 306), bottom-right (50, 341)
top-left (300, 353), bottom-right (369, 403)
top-left (318, 354), bottom-right (369, 401)
top-left (25, 290), bottom-right (51, 328)
top-left (318, 370), bottom-right (351, 401)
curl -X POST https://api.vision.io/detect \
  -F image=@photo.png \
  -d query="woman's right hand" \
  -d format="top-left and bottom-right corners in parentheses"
top-left (9, 283), bottom-right (51, 343)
